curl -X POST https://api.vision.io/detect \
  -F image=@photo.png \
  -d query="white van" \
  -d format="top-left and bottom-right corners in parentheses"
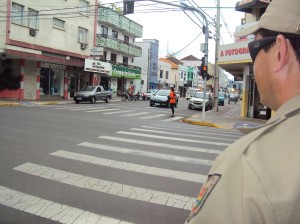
top-left (186, 88), bottom-right (201, 100)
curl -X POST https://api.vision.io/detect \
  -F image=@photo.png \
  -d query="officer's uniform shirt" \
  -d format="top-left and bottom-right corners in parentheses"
top-left (185, 94), bottom-right (300, 224)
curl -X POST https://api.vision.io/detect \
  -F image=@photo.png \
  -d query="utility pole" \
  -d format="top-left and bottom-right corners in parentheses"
top-left (213, 0), bottom-right (220, 112)
top-left (123, 0), bottom-right (209, 120)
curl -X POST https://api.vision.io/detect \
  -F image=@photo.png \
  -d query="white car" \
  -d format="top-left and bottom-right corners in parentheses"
top-left (142, 89), bottom-right (158, 100)
top-left (188, 92), bottom-right (213, 110)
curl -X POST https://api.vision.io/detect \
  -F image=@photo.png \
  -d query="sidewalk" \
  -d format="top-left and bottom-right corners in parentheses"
top-left (0, 97), bottom-right (122, 106)
top-left (182, 101), bottom-right (267, 131)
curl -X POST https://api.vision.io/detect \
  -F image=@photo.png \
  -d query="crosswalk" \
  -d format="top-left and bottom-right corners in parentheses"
top-left (29, 104), bottom-right (185, 122)
top-left (0, 123), bottom-right (244, 224)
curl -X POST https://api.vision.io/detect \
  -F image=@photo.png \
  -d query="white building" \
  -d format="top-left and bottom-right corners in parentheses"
top-left (157, 59), bottom-right (172, 88)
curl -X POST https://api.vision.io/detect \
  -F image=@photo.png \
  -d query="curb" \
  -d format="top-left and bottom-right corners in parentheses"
top-left (182, 118), bottom-right (223, 128)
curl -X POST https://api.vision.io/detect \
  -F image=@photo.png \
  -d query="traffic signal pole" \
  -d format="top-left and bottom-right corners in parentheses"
top-left (124, 0), bottom-right (209, 120)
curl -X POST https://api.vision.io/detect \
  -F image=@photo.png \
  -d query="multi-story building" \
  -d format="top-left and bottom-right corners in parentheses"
top-left (134, 39), bottom-right (159, 93)
top-left (96, 6), bottom-right (143, 96)
top-left (0, 0), bottom-right (97, 100)
top-left (218, 0), bottom-right (271, 120)
top-left (157, 59), bottom-right (172, 89)
top-left (0, 2), bottom-right (143, 100)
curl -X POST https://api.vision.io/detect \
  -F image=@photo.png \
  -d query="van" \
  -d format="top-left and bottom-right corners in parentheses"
top-left (186, 88), bottom-right (201, 100)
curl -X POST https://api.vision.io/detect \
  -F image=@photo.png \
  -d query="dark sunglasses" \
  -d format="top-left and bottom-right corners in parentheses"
top-left (248, 36), bottom-right (276, 61)
top-left (248, 35), bottom-right (300, 61)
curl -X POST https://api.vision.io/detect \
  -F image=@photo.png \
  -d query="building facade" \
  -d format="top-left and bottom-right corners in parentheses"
top-left (218, 0), bottom-right (271, 120)
top-left (0, 2), bottom-right (143, 100)
top-left (134, 39), bottom-right (159, 93)
top-left (0, 0), bottom-right (98, 100)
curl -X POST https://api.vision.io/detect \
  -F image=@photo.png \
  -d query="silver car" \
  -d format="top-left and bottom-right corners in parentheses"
top-left (149, 89), bottom-right (178, 107)
top-left (188, 92), bottom-right (213, 110)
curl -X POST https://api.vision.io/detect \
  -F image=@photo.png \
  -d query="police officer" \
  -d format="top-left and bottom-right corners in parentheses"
top-left (185, 0), bottom-right (300, 223)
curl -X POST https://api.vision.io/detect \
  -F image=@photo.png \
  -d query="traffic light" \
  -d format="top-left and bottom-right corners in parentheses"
top-left (123, 0), bottom-right (134, 15)
top-left (201, 65), bottom-right (208, 77)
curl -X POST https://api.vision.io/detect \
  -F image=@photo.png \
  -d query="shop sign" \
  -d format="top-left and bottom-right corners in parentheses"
top-left (219, 41), bottom-right (251, 63)
top-left (90, 47), bottom-right (103, 56)
top-left (41, 62), bottom-right (66, 70)
top-left (84, 59), bottom-right (111, 74)
top-left (112, 65), bottom-right (141, 79)
top-left (238, 0), bottom-right (270, 6)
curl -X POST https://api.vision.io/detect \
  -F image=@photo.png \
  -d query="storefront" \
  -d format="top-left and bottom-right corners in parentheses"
top-left (218, 40), bottom-right (271, 120)
top-left (112, 65), bottom-right (141, 95)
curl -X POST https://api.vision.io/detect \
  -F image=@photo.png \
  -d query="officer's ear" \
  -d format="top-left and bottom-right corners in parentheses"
top-left (273, 34), bottom-right (288, 73)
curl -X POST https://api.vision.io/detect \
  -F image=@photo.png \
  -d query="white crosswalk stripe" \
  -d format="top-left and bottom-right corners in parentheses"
top-left (102, 110), bottom-right (135, 114)
top-left (14, 163), bottom-right (195, 210)
top-left (161, 116), bottom-right (183, 122)
top-left (140, 114), bottom-right (166, 119)
top-left (86, 108), bottom-right (119, 113)
top-left (51, 150), bottom-right (206, 183)
top-left (78, 142), bottom-right (214, 166)
top-left (0, 185), bottom-right (135, 224)
top-left (121, 112), bottom-right (150, 117)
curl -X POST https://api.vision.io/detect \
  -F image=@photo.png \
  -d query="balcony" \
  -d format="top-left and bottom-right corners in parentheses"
top-left (96, 34), bottom-right (142, 57)
top-left (98, 6), bottom-right (143, 38)
top-left (235, 0), bottom-right (270, 13)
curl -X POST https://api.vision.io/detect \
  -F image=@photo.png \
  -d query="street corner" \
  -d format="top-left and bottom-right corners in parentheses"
top-left (182, 118), bottom-right (223, 128)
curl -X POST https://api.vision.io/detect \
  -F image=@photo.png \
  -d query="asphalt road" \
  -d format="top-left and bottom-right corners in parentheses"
top-left (0, 98), bottom-right (244, 224)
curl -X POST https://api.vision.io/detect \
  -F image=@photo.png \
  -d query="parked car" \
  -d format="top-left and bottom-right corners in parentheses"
top-left (218, 92), bottom-right (227, 106)
top-left (73, 85), bottom-right (112, 104)
top-left (149, 89), bottom-right (178, 107)
top-left (142, 89), bottom-right (158, 100)
top-left (188, 92), bottom-right (213, 110)
top-left (186, 88), bottom-right (201, 100)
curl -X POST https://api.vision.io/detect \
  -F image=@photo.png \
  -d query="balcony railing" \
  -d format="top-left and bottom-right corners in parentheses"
top-left (96, 34), bottom-right (142, 57)
top-left (98, 6), bottom-right (143, 38)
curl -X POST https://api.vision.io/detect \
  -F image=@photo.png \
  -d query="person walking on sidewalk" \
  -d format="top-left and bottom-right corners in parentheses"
top-left (169, 87), bottom-right (176, 117)
top-left (185, 0), bottom-right (300, 223)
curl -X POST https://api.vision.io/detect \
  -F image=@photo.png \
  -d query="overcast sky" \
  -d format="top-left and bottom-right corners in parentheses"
top-left (100, 0), bottom-right (245, 64)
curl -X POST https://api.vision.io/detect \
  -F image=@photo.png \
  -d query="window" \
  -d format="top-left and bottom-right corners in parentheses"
top-left (124, 35), bottom-right (129, 43)
top-left (101, 25), bottom-right (108, 37)
top-left (53, 18), bottom-right (65, 29)
top-left (160, 70), bottom-right (163, 79)
top-left (123, 56), bottom-right (128, 66)
top-left (166, 71), bottom-right (169, 79)
top-left (28, 8), bottom-right (39, 29)
top-left (11, 2), bottom-right (24, 25)
top-left (112, 30), bottom-right (118, 39)
top-left (78, 27), bottom-right (87, 43)
top-left (79, 0), bottom-right (89, 15)
top-left (110, 53), bottom-right (117, 64)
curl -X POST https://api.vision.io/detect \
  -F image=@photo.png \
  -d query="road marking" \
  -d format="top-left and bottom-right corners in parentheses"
top-left (86, 108), bottom-right (119, 113)
top-left (0, 185), bottom-right (134, 224)
top-left (69, 107), bottom-right (103, 111)
top-left (78, 142), bottom-right (214, 166)
top-left (161, 116), bottom-right (184, 122)
top-left (140, 114), bottom-right (166, 119)
top-left (53, 106), bottom-right (96, 109)
top-left (116, 131), bottom-right (230, 147)
top-left (131, 128), bottom-right (235, 142)
top-left (97, 136), bottom-right (222, 155)
top-left (102, 110), bottom-right (135, 115)
top-left (141, 125), bottom-right (242, 139)
top-left (14, 163), bottom-right (195, 210)
top-left (121, 112), bottom-right (150, 117)
top-left (51, 150), bottom-right (206, 183)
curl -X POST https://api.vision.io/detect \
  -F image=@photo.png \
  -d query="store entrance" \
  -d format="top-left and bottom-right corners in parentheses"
top-left (40, 67), bottom-right (62, 99)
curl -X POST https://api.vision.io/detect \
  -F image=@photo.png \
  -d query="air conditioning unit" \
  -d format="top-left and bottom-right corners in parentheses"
top-left (80, 43), bottom-right (88, 50)
top-left (29, 28), bottom-right (36, 37)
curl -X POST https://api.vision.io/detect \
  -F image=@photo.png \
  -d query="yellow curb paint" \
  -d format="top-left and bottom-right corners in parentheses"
top-left (182, 118), bottom-right (223, 129)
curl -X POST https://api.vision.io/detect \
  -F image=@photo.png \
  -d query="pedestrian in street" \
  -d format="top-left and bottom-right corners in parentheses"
top-left (169, 87), bottom-right (176, 117)
top-left (185, 0), bottom-right (300, 223)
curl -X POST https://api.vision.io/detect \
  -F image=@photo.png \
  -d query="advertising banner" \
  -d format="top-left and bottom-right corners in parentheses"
top-left (112, 65), bottom-right (141, 79)
top-left (84, 59), bottom-right (111, 74)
